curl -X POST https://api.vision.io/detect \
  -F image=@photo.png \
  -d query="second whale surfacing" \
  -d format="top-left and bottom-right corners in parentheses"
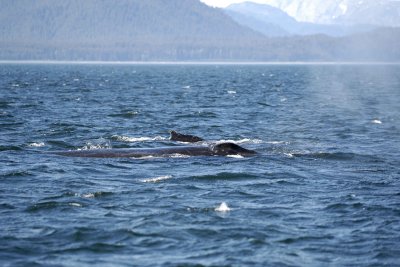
top-left (51, 131), bottom-right (257, 158)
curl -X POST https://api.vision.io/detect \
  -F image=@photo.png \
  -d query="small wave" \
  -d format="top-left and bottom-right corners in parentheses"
top-left (227, 154), bottom-right (244, 158)
top-left (215, 202), bottom-right (231, 212)
top-left (324, 202), bottom-right (364, 211)
top-left (372, 119), bottom-right (382, 124)
top-left (141, 175), bottom-right (172, 183)
top-left (28, 142), bottom-right (45, 147)
top-left (81, 193), bottom-right (96, 198)
top-left (47, 140), bottom-right (75, 149)
top-left (81, 191), bottom-right (113, 198)
top-left (0, 101), bottom-right (12, 108)
top-left (131, 155), bottom-right (157, 160)
top-left (278, 235), bottom-right (334, 244)
top-left (79, 139), bottom-right (112, 150)
top-left (227, 90), bottom-right (236, 94)
top-left (108, 111), bottom-right (139, 118)
top-left (216, 138), bottom-right (263, 144)
top-left (2, 170), bottom-right (34, 178)
top-left (0, 111), bottom-right (12, 118)
top-left (292, 152), bottom-right (372, 161)
top-left (0, 145), bottom-right (22, 151)
top-left (257, 102), bottom-right (274, 107)
top-left (112, 135), bottom-right (166, 142)
top-left (0, 203), bottom-right (16, 210)
top-left (168, 153), bottom-right (190, 158)
top-left (79, 144), bottom-right (111, 150)
top-left (69, 202), bottom-right (82, 207)
top-left (26, 201), bottom-right (83, 212)
top-left (190, 172), bottom-right (258, 181)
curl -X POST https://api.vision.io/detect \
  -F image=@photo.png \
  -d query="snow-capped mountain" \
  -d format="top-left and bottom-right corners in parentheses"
top-left (225, 2), bottom-right (376, 37)
top-left (225, 2), bottom-right (295, 36)
top-left (262, 0), bottom-right (400, 26)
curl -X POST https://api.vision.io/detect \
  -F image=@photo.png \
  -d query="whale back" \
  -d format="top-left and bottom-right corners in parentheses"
top-left (212, 142), bottom-right (257, 156)
top-left (169, 130), bottom-right (203, 143)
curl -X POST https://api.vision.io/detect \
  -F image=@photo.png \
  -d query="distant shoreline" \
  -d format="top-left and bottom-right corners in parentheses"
top-left (1, 60), bottom-right (400, 65)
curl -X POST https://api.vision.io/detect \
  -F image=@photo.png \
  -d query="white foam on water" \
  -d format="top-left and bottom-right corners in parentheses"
top-left (77, 138), bottom-right (112, 150)
top-left (113, 135), bottom-right (166, 142)
top-left (215, 202), bottom-right (231, 212)
top-left (81, 193), bottom-right (95, 198)
top-left (141, 175), bottom-right (172, 183)
top-left (227, 90), bottom-right (236, 94)
top-left (284, 153), bottom-right (294, 158)
top-left (28, 142), bottom-right (45, 147)
top-left (69, 203), bottom-right (82, 207)
top-left (227, 154), bottom-right (244, 158)
top-left (79, 143), bottom-right (111, 150)
top-left (372, 119), bottom-right (382, 124)
top-left (168, 154), bottom-right (191, 158)
top-left (132, 156), bottom-right (157, 160)
top-left (216, 138), bottom-right (263, 144)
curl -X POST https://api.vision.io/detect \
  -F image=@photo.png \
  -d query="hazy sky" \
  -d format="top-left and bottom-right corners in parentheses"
top-left (200, 0), bottom-right (268, 8)
top-left (200, 0), bottom-right (400, 8)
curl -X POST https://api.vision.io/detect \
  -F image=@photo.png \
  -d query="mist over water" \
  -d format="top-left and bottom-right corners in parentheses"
top-left (1, 63), bottom-right (399, 266)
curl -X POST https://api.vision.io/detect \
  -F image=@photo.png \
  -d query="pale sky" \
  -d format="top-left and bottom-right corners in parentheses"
top-left (201, 0), bottom-right (400, 8)
top-left (200, 0), bottom-right (269, 8)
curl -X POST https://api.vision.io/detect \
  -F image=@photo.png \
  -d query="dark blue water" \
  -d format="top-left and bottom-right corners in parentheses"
top-left (1, 63), bottom-right (400, 266)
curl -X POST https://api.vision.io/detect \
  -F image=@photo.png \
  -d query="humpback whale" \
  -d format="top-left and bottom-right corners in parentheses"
top-left (51, 132), bottom-right (256, 158)
top-left (169, 130), bottom-right (204, 143)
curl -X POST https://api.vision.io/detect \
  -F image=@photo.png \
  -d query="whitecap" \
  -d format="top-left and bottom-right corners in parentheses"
top-left (141, 175), bottom-right (172, 183)
top-left (372, 119), bottom-right (382, 124)
top-left (215, 202), bottom-right (231, 212)
top-left (112, 135), bottom-right (166, 142)
top-left (216, 138), bottom-right (262, 144)
top-left (133, 155), bottom-right (157, 160)
top-left (168, 153), bottom-right (190, 158)
top-left (227, 155), bottom-right (244, 158)
top-left (80, 142), bottom-right (111, 150)
top-left (182, 85), bottom-right (191, 89)
top-left (81, 193), bottom-right (95, 198)
top-left (227, 90), bottom-right (236, 94)
top-left (284, 153), bottom-right (294, 158)
top-left (28, 142), bottom-right (45, 147)
top-left (69, 203), bottom-right (82, 207)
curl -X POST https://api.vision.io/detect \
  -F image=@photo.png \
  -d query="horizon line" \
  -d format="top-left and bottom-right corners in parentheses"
top-left (1, 60), bottom-right (400, 65)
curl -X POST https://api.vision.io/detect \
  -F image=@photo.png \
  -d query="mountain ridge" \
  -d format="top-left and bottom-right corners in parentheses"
top-left (224, 2), bottom-right (377, 37)
top-left (261, 0), bottom-right (400, 26)
top-left (1, 0), bottom-right (399, 62)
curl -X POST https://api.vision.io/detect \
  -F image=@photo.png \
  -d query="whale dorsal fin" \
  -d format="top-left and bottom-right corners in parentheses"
top-left (169, 130), bottom-right (204, 143)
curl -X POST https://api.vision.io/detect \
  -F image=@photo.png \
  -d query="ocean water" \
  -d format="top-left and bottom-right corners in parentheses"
top-left (1, 63), bottom-right (399, 267)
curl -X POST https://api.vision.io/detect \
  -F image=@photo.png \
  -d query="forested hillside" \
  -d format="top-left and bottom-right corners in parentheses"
top-left (0, 0), bottom-right (399, 61)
